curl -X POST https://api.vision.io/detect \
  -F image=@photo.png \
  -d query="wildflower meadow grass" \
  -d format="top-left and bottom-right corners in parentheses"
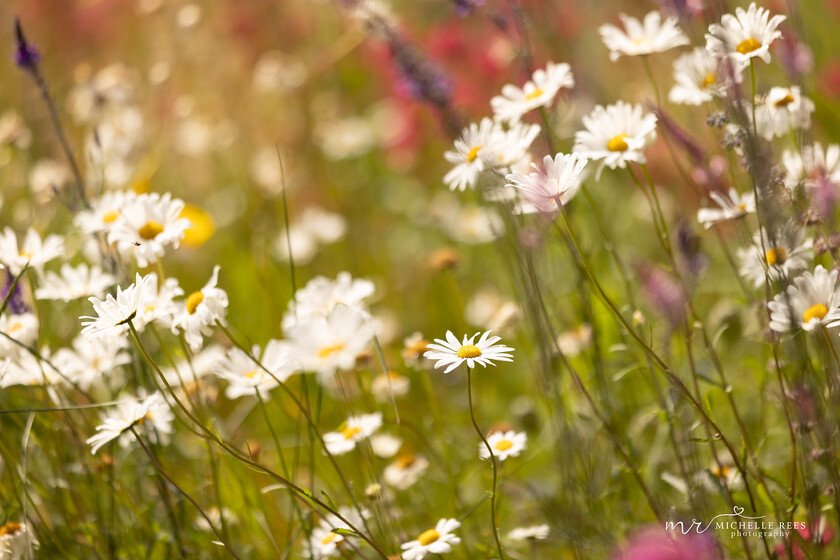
top-left (2, 0), bottom-right (840, 558)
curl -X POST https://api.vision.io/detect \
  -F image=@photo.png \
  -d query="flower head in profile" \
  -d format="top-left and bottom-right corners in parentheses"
top-left (282, 272), bottom-right (375, 331)
top-left (107, 192), bottom-right (191, 267)
top-left (755, 86), bottom-right (815, 140)
top-left (80, 273), bottom-right (155, 339)
top-left (669, 47), bottom-right (742, 106)
top-left (770, 265), bottom-right (840, 333)
top-left (508, 524), bottom-right (550, 542)
top-left (86, 392), bottom-right (174, 454)
top-left (0, 227), bottom-right (63, 275)
top-left (599, 11), bottom-right (689, 61)
top-left (783, 143), bottom-right (840, 192)
top-left (490, 62), bottom-right (574, 124)
top-left (35, 263), bottom-right (115, 302)
top-left (309, 506), bottom-right (370, 559)
top-left (705, 3), bottom-right (785, 69)
top-left (505, 152), bottom-right (589, 214)
top-left (323, 412), bottom-right (383, 455)
top-left (696, 188), bottom-right (756, 229)
top-left (480, 430), bottom-right (527, 461)
top-left (401, 518), bottom-right (461, 560)
top-left (169, 266), bottom-right (228, 351)
top-left (424, 330), bottom-right (514, 373)
top-left (573, 102), bottom-right (657, 178)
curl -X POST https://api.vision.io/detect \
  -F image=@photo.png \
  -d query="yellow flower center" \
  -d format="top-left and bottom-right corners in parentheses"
top-left (736, 38), bottom-right (762, 55)
top-left (803, 303), bottom-right (829, 323)
top-left (341, 426), bottom-right (361, 440)
top-left (395, 454), bottom-right (417, 469)
top-left (139, 220), bottom-right (164, 240)
top-left (711, 465), bottom-right (731, 479)
top-left (417, 529), bottom-right (441, 546)
top-left (7, 322), bottom-right (22, 333)
top-left (185, 291), bottom-right (204, 314)
top-left (607, 133), bottom-right (629, 152)
top-left (18, 250), bottom-right (32, 259)
top-left (765, 247), bottom-right (787, 266)
top-left (701, 72), bottom-right (717, 88)
top-left (321, 532), bottom-right (338, 545)
top-left (774, 94), bottom-right (796, 108)
top-left (102, 210), bottom-right (120, 223)
top-left (318, 343), bottom-right (346, 358)
top-left (466, 146), bottom-right (482, 163)
top-left (495, 439), bottom-right (514, 451)
top-left (524, 87), bottom-right (545, 101)
top-left (456, 344), bottom-right (481, 359)
top-left (244, 370), bottom-right (260, 379)
top-left (0, 522), bottom-right (22, 536)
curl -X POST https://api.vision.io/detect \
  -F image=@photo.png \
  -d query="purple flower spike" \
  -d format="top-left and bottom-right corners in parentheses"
top-left (14, 18), bottom-right (41, 70)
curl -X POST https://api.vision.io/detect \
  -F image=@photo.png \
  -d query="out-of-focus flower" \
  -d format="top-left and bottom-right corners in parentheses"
top-left (0, 312), bottom-right (39, 358)
top-left (507, 524), bottom-right (550, 541)
top-left (85, 105), bottom-right (144, 189)
top-left (669, 47), bottom-right (741, 105)
top-left (490, 62), bottom-right (574, 123)
top-left (162, 344), bottom-right (226, 389)
top-left (371, 371), bottom-right (410, 402)
top-left (612, 526), bottom-right (721, 559)
top-left (556, 324), bottom-right (593, 358)
top-left (323, 412), bottom-right (383, 455)
top-left (0, 227), bottom-right (63, 275)
top-left (699, 458), bottom-right (744, 492)
top-left (480, 430), bottom-right (527, 461)
top-left (134, 273), bottom-right (182, 329)
top-left (0, 520), bottom-right (39, 559)
top-left (755, 86), bottom-right (814, 140)
top-left (505, 152), bottom-right (589, 214)
top-left (252, 51), bottom-right (308, 93)
top-left (770, 265), bottom-right (840, 333)
top-left (599, 11), bottom-right (688, 61)
top-left (13, 19), bottom-right (40, 69)
top-left (282, 272), bottom-right (374, 331)
top-left (705, 3), bottom-right (785, 69)
top-left (194, 507), bottom-right (238, 533)
top-left (179, 204), bottom-right (215, 248)
top-left (215, 341), bottom-right (297, 400)
top-left (401, 518), bottom-right (461, 560)
top-left (86, 392), bottom-right (174, 454)
top-left (108, 192), bottom-right (191, 267)
top-left (574, 102), bottom-right (657, 178)
top-left (276, 207), bottom-right (347, 265)
top-left (424, 330), bottom-right (514, 373)
top-left (314, 116), bottom-right (377, 160)
top-left (402, 332), bottom-right (432, 368)
top-left (309, 506), bottom-right (370, 559)
top-left (369, 433), bottom-right (403, 458)
top-left (35, 264), bottom-right (115, 302)
top-left (0, 110), bottom-right (31, 149)
top-left (782, 143), bottom-right (840, 191)
top-left (440, 203), bottom-right (503, 245)
top-left (54, 336), bottom-right (130, 390)
top-left (170, 266), bottom-right (228, 351)
top-left (384, 453), bottom-right (430, 489)
top-left (464, 289), bottom-right (521, 333)
top-left (737, 225), bottom-right (813, 288)
top-left (75, 190), bottom-right (137, 235)
top-left (637, 263), bottom-right (686, 327)
top-left (66, 64), bottom-right (140, 124)
top-left (696, 188), bottom-right (756, 228)
top-left (29, 159), bottom-right (72, 203)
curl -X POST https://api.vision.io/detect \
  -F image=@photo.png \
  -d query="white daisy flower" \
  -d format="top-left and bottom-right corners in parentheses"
top-left (0, 521), bottom-right (39, 559)
top-left (74, 190), bottom-right (137, 235)
top-left (782, 143), bottom-right (840, 191)
top-left (443, 118), bottom-right (506, 192)
top-left (194, 507), bottom-right (237, 533)
top-left (0, 312), bottom-right (39, 358)
top-left (0, 227), bottom-right (63, 275)
top-left (490, 62), bottom-right (574, 124)
top-left (696, 188), bottom-right (756, 229)
top-left (507, 524), bottom-right (550, 541)
top-left (599, 11), bottom-right (689, 61)
top-left (162, 343), bottom-right (226, 388)
top-left (53, 336), bottom-right (130, 390)
top-left (737, 226), bottom-right (813, 289)
top-left (401, 518), bottom-right (461, 560)
top-left (107, 192), bottom-right (192, 267)
top-left (699, 457), bottom-right (744, 492)
top-left (769, 265), bottom-right (840, 333)
top-left (755, 86), bottom-right (815, 140)
top-left (282, 272), bottom-right (375, 331)
top-left (309, 506), bottom-right (370, 559)
top-left (34, 263), bottom-right (115, 302)
top-left (479, 430), bottom-right (527, 461)
top-left (86, 392), bottom-right (174, 454)
top-left (669, 47), bottom-right (742, 106)
top-left (402, 332), bottom-right (432, 369)
top-left (323, 412), bottom-right (383, 455)
top-left (276, 206), bottom-right (347, 265)
top-left (424, 330), bottom-right (514, 374)
top-left (491, 122), bottom-right (541, 170)
top-left (135, 273), bottom-right (183, 329)
top-left (383, 453), bottom-right (430, 490)
top-left (505, 152), bottom-right (589, 214)
top-left (705, 3), bottom-right (785, 69)
top-left (369, 433), bottom-right (403, 458)
top-left (371, 371), bottom-right (410, 402)
top-left (573, 101), bottom-right (657, 178)
top-left (285, 305), bottom-right (377, 379)
top-left (215, 340), bottom-right (298, 400)
top-left (0, 349), bottom-right (63, 391)
top-left (556, 324), bottom-right (593, 358)
top-left (80, 273), bottom-right (156, 339)
top-left (169, 266), bottom-right (229, 351)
